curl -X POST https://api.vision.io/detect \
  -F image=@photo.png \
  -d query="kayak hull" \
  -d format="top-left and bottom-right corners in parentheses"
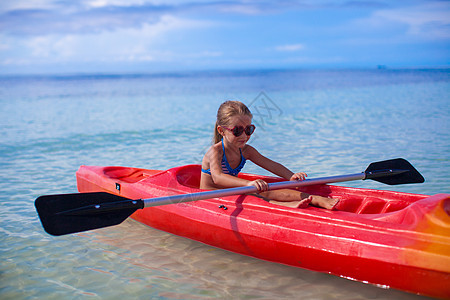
top-left (76, 164), bottom-right (450, 298)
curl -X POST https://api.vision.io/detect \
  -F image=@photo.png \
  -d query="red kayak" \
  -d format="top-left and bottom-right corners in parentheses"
top-left (75, 164), bottom-right (450, 298)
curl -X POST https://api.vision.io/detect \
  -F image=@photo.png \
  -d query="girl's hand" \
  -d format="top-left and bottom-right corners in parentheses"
top-left (290, 172), bottom-right (307, 181)
top-left (248, 179), bottom-right (269, 193)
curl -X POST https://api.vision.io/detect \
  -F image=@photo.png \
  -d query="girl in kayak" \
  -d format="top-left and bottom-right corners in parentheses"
top-left (200, 100), bottom-right (339, 209)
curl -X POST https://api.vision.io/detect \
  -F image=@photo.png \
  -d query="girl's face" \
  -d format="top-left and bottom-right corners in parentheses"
top-left (219, 115), bottom-right (254, 148)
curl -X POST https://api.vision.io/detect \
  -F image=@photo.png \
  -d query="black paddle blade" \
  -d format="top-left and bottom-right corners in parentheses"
top-left (35, 192), bottom-right (143, 236)
top-left (365, 158), bottom-right (425, 185)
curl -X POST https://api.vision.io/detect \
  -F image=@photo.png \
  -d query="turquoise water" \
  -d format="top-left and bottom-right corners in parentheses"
top-left (1, 69), bottom-right (448, 299)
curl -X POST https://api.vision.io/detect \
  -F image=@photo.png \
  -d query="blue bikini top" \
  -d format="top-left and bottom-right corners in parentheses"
top-left (201, 140), bottom-right (246, 176)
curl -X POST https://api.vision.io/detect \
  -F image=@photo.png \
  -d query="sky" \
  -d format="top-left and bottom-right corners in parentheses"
top-left (0, 0), bottom-right (449, 74)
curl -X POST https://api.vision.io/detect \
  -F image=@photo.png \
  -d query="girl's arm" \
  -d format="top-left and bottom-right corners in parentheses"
top-left (244, 145), bottom-right (306, 181)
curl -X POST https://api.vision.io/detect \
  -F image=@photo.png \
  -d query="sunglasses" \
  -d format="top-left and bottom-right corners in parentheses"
top-left (223, 124), bottom-right (256, 137)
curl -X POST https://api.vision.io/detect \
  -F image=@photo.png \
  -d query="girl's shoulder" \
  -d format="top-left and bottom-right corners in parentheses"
top-left (242, 144), bottom-right (259, 158)
top-left (204, 142), bottom-right (223, 159)
top-left (211, 141), bottom-right (223, 152)
top-left (202, 142), bottom-right (223, 168)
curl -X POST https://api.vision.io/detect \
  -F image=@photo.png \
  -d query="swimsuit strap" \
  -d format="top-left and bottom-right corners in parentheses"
top-left (221, 140), bottom-right (246, 176)
top-left (201, 140), bottom-right (246, 176)
top-left (201, 167), bottom-right (212, 175)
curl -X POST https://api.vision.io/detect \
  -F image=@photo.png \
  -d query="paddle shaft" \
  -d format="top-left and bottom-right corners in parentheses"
top-left (35, 159), bottom-right (423, 236)
top-left (142, 172), bottom-right (366, 207)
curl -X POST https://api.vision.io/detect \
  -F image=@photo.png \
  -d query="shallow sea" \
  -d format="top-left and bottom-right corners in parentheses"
top-left (0, 69), bottom-right (449, 299)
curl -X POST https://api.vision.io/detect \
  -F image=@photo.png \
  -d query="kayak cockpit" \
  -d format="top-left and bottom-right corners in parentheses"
top-left (103, 166), bottom-right (162, 183)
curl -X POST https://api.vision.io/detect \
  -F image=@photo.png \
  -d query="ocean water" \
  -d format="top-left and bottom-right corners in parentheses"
top-left (0, 69), bottom-right (448, 299)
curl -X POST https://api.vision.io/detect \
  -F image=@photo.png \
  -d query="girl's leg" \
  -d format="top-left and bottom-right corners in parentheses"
top-left (309, 194), bottom-right (339, 210)
top-left (259, 189), bottom-right (311, 208)
top-left (260, 189), bottom-right (339, 210)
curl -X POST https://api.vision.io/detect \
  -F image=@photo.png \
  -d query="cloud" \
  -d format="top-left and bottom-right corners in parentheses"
top-left (0, 0), bottom-right (274, 36)
top-left (0, 5), bottom-right (169, 36)
top-left (0, 0), bottom-right (58, 13)
top-left (0, 0), bottom-right (360, 36)
top-left (0, 0), bottom-right (397, 37)
top-left (358, 1), bottom-right (450, 39)
top-left (85, 0), bottom-right (150, 8)
top-left (22, 15), bottom-right (206, 62)
top-left (275, 44), bottom-right (305, 52)
top-left (0, 0), bottom-right (230, 69)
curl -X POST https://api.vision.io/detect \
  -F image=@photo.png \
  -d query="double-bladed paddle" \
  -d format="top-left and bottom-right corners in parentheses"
top-left (35, 158), bottom-right (424, 236)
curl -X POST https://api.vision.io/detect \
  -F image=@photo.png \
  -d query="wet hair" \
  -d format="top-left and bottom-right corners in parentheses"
top-left (213, 100), bottom-right (253, 144)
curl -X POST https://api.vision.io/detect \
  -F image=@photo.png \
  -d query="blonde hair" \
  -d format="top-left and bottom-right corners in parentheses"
top-left (213, 101), bottom-right (253, 144)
